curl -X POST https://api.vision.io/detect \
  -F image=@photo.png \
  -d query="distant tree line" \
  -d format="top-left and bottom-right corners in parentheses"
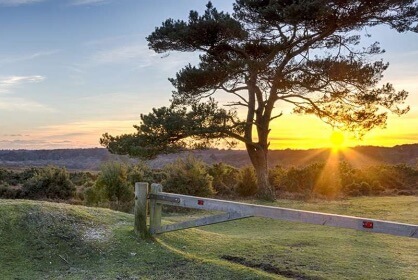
top-left (0, 157), bottom-right (417, 212)
top-left (1, 144), bottom-right (417, 171)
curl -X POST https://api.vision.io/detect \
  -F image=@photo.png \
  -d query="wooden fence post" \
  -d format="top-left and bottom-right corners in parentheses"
top-left (149, 183), bottom-right (163, 235)
top-left (134, 182), bottom-right (149, 239)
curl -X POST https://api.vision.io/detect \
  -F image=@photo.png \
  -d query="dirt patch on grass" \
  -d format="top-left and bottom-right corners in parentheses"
top-left (82, 227), bottom-right (110, 242)
top-left (221, 255), bottom-right (323, 280)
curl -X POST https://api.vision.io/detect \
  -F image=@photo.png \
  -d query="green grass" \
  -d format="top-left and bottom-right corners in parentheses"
top-left (0, 200), bottom-right (267, 280)
top-left (1, 196), bottom-right (417, 279)
top-left (160, 196), bottom-right (418, 280)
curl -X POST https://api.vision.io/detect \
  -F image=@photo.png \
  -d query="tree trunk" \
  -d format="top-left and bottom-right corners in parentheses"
top-left (244, 75), bottom-right (275, 200)
top-left (246, 144), bottom-right (276, 201)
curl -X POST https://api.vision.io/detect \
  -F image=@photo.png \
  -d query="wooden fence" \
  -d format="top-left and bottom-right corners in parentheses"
top-left (133, 182), bottom-right (418, 239)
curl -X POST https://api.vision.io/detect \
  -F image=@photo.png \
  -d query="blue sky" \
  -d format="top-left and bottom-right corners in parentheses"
top-left (0, 0), bottom-right (417, 149)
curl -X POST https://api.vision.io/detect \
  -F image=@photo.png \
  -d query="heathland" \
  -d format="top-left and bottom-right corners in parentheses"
top-left (1, 145), bottom-right (417, 279)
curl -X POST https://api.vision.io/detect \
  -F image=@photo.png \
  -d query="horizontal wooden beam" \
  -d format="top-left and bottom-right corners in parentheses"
top-left (153, 212), bottom-right (252, 234)
top-left (152, 192), bottom-right (418, 238)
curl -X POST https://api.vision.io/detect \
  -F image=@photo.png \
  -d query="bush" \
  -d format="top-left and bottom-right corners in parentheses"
top-left (19, 167), bottom-right (40, 182)
top-left (84, 162), bottom-right (135, 212)
top-left (236, 166), bottom-right (258, 197)
top-left (162, 155), bottom-right (214, 197)
top-left (0, 184), bottom-right (23, 199)
top-left (84, 186), bottom-right (101, 205)
top-left (127, 162), bottom-right (155, 185)
top-left (277, 163), bottom-right (324, 196)
top-left (95, 162), bottom-right (133, 203)
top-left (340, 164), bottom-right (418, 197)
top-left (23, 166), bottom-right (75, 199)
top-left (272, 162), bottom-right (346, 199)
top-left (369, 181), bottom-right (386, 195)
top-left (0, 168), bottom-right (21, 186)
top-left (343, 181), bottom-right (372, 197)
top-left (70, 171), bottom-right (97, 186)
top-left (208, 163), bottom-right (239, 196)
top-left (269, 165), bottom-right (286, 190)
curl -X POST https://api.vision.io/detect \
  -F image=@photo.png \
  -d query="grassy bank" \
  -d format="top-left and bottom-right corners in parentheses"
top-left (159, 196), bottom-right (418, 280)
top-left (0, 196), bottom-right (417, 279)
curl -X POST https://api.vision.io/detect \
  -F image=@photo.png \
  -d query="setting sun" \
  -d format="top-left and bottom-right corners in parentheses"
top-left (330, 131), bottom-right (345, 151)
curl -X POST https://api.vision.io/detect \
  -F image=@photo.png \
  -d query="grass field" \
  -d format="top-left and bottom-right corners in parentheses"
top-left (0, 196), bottom-right (417, 279)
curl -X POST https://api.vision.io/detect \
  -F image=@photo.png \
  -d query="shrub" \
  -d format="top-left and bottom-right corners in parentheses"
top-left (127, 162), bottom-right (155, 185)
top-left (340, 164), bottom-right (418, 196)
top-left (343, 181), bottom-right (372, 197)
top-left (95, 162), bottom-right (133, 203)
top-left (23, 166), bottom-right (75, 199)
top-left (84, 186), bottom-right (101, 205)
top-left (0, 168), bottom-right (6, 181)
top-left (269, 165), bottom-right (286, 190)
top-left (0, 184), bottom-right (22, 199)
top-left (236, 166), bottom-right (258, 197)
top-left (19, 167), bottom-right (40, 182)
top-left (149, 169), bottom-right (167, 184)
top-left (358, 182), bottom-right (372, 196)
top-left (85, 162), bottom-right (135, 212)
top-left (0, 168), bottom-right (21, 186)
top-left (208, 163), bottom-right (239, 196)
top-left (70, 171), bottom-right (97, 186)
top-left (343, 182), bottom-right (361, 197)
top-left (369, 181), bottom-right (385, 195)
top-left (162, 155), bottom-right (214, 197)
top-left (314, 170), bottom-right (342, 199)
top-left (278, 163), bottom-right (324, 195)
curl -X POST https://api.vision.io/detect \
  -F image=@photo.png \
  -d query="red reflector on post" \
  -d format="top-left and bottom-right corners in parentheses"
top-left (197, 200), bottom-right (204, 205)
top-left (363, 221), bottom-right (374, 229)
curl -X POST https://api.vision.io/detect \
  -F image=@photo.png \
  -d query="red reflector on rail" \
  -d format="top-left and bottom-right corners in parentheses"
top-left (197, 200), bottom-right (204, 205)
top-left (363, 221), bottom-right (374, 229)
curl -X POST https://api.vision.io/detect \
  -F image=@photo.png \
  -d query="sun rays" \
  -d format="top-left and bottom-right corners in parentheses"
top-left (310, 131), bottom-right (385, 198)
top-left (313, 149), bottom-right (342, 198)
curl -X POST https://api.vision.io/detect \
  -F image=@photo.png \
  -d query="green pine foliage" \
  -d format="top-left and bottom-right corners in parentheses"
top-left (102, 0), bottom-right (417, 201)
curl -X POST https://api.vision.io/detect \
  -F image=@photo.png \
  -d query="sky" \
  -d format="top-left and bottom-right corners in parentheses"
top-left (0, 0), bottom-right (417, 150)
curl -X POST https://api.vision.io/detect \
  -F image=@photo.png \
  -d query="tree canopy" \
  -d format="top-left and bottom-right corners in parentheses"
top-left (101, 0), bottom-right (417, 200)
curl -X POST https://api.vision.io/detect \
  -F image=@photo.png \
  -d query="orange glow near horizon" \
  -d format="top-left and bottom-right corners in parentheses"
top-left (1, 108), bottom-right (416, 150)
top-left (266, 110), bottom-right (418, 150)
top-left (339, 147), bottom-right (381, 167)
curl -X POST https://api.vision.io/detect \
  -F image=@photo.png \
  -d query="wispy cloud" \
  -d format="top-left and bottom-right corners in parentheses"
top-left (0, 50), bottom-right (59, 65)
top-left (0, 0), bottom-right (112, 6)
top-left (3, 134), bottom-right (30, 137)
top-left (89, 42), bottom-right (197, 72)
top-left (0, 75), bottom-right (54, 112)
top-left (0, 75), bottom-right (45, 94)
top-left (83, 34), bottom-right (144, 47)
top-left (0, 139), bottom-right (74, 149)
top-left (91, 44), bottom-right (158, 66)
top-left (0, 97), bottom-right (55, 112)
top-left (37, 120), bottom-right (136, 136)
top-left (0, 119), bottom-right (136, 149)
top-left (0, 0), bottom-right (44, 6)
top-left (70, 0), bottom-right (108, 5)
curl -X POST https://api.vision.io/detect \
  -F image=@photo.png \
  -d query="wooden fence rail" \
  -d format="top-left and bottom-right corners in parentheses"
top-left (134, 183), bottom-right (418, 239)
